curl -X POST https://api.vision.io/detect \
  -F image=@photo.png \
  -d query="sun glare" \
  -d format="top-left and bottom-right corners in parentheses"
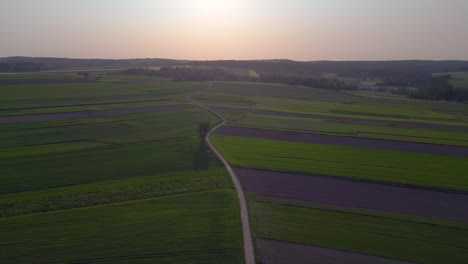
top-left (197, 0), bottom-right (236, 14)
top-left (186, 0), bottom-right (240, 20)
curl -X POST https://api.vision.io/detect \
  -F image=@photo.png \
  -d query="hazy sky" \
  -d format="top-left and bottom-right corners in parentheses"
top-left (1, 0), bottom-right (468, 60)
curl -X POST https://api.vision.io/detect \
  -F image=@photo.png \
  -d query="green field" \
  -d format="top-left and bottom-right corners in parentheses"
top-left (194, 81), bottom-right (468, 263)
top-left (2, 74), bottom-right (468, 263)
top-left (0, 73), bottom-right (81, 79)
top-left (1, 190), bottom-right (242, 264)
top-left (0, 76), bottom-right (205, 109)
top-left (196, 82), bottom-right (468, 125)
top-left (0, 74), bottom-right (243, 263)
top-left (251, 199), bottom-right (468, 264)
top-left (212, 135), bottom-right (468, 190)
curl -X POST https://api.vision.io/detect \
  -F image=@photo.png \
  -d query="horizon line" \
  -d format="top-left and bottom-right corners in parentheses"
top-left (2, 56), bottom-right (468, 63)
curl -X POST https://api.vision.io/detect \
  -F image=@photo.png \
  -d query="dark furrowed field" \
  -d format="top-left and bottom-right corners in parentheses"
top-left (216, 126), bottom-right (468, 156)
top-left (236, 167), bottom-right (468, 221)
top-left (0, 73), bottom-right (243, 263)
top-left (197, 81), bottom-right (468, 263)
top-left (256, 239), bottom-right (414, 264)
top-left (229, 113), bottom-right (468, 147)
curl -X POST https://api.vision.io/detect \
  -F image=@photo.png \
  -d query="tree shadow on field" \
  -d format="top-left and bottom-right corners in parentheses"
top-left (193, 122), bottom-right (212, 171)
top-left (193, 142), bottom-right (210, 171)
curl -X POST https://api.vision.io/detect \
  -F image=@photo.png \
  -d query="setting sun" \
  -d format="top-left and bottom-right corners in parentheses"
top-left (181, 0), bottom-right (243, 24)
top-left (196, 0), bottom-right (237, 13)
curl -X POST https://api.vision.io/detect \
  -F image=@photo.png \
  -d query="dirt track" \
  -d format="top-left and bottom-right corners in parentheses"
top-left (188, 83), bottom-right (255, 264)
top-left (0, 104), bottom-right (193, 123)
top-left (236, 167), bottom-right (468, 222)
top-left (216, 126), bottom-right (468, 156)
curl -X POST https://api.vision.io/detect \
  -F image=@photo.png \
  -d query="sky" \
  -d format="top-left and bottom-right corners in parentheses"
top-left (1, 0), bottom-right (468, 61)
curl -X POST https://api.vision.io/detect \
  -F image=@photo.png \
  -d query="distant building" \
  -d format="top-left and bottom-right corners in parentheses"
top-left (356, 83), bottom-right (374, 91)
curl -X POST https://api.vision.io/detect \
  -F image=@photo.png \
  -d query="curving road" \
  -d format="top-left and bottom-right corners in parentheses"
top-left (188, 82), bottom-right (255, 264)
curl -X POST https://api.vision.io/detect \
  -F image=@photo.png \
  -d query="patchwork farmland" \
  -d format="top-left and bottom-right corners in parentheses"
top-left (1, 71), bottom-right (468, 264)
top-left (0, 73), bottom-right (243, 263)
top-left (195, 81), bottom-right (468, 264)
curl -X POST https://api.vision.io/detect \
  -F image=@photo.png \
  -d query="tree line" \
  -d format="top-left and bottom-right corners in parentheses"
top-left (386, 74), bottom-right (468, 101)
top-left (121, 67), bottom-right (468, 102)
top-left (120, 67), bottom-right (357, 90)
top-left (0, 62), bottom-right (44, 72)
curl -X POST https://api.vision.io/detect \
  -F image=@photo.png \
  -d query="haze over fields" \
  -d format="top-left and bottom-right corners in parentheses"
top-left (1, 1), bottom-right (468, 264)
top-left (1, 0), bottom-right (468, 60)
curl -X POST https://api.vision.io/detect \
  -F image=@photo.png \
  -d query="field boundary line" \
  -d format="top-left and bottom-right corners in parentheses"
top-left (188, 82), bottom-right (255, 264)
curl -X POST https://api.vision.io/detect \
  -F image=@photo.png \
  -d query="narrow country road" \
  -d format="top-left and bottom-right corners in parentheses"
top-left (188, 82), bottom-right (255, 264)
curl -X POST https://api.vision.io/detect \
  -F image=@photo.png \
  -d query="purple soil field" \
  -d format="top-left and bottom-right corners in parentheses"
top-left (0, 79), bottom-right (93, 85)
top-left (256, 239), bottom-right (415, 264)
top-left (209, 106), bottom-right (468, 131)
top-left (216, 126), bottom-right (468, 156)
top-left (235, 167), bottom-right (468, 222)
top-left (0, 104), bottom-right (193, 123)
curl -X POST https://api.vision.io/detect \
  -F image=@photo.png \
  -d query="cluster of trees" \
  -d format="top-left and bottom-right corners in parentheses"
top-left (120, 67), bottom-right (240, 81)
top-left (381, 72), bottom-right (432, 87)
top-left (389, 75), bottom-right (468, 101)
top-left (121, 67), bottom-right (468, 101)
top-left (193, 122), bottom-right (211, 170)
top-left (121, 67), bottom-right (358, 90)
top-left (0, 57), bottom-right (183, 70)
top-left (0, 62), bottom-right (44, 72)
top-left (189, 60), bottom-right (468, 78)
top-left (259, 74), bottom-right (358, 90)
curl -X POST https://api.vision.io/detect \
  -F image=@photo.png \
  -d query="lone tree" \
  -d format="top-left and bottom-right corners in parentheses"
top-left (194, 122), bottom-right (211, 170)
top-left (198, 122), bottom-right (210, 140)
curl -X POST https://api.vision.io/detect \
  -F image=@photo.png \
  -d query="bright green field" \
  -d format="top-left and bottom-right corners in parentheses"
top-left (251, 200), bottom-right (468, 264)
top-left (212, 135), bottom-right (468, 190)
top-left (1, 190), bottom-right (243, 264)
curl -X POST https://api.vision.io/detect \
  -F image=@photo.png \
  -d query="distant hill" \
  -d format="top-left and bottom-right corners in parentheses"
top-left (0, 56), bottom-right (185, 71)
top-left (1, 57), bottom-right (468, 77)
